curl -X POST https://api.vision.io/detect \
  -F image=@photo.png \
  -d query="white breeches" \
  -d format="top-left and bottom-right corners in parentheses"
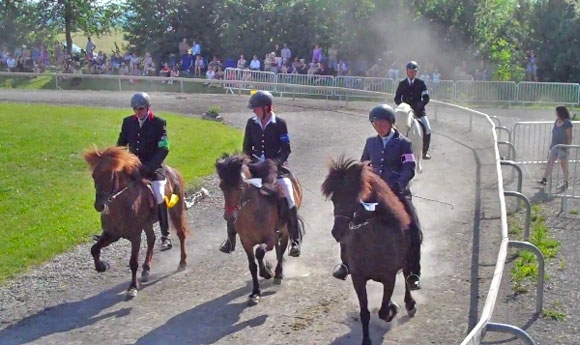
top-left (151, 179), bottom-right (167, 204)
top-left (278, 177), bottom-right (296, 209)
top-left (418, 116), bottom-right (431, 135)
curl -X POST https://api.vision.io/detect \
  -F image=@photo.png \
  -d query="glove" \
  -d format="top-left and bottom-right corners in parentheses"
top-left (391, 182), bottom-right (401, 195)
top-left (139, 164), bottom-right (152, 177)
top-left (414, 102), bottom-right (425, 115)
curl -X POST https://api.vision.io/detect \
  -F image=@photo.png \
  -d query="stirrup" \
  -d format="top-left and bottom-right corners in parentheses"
top-left (406, 273), bottom-right (421, 290)
top-left (160, 237), bottom-right (172, 251)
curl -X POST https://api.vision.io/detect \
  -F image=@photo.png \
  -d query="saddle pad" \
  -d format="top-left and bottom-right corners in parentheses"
top-left (243, 178), bottom-right (263, 188)
top-left (360, 201), bottom-right (379, 212)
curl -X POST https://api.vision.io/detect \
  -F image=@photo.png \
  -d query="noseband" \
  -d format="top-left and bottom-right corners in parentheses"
top-left (334, 212), bottom-right (371, 230)
top-left (223, 182), bottom-right (253, 222)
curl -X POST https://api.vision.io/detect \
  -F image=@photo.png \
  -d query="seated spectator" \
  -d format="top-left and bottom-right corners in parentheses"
top-left (215, 66), bottom-right (225, 80)
top-left (206, 67), bottom-right (215, 80)
top-left (160, 62), bottom-right (171, 83)
top-left (142, 52), bottom-right (156, 75)
top-left (6, 54), bottom-right (17, 72)
top-left (181, 50), bottom-right (194, 75)
top-left (168, 65), bottom-right (179, 85)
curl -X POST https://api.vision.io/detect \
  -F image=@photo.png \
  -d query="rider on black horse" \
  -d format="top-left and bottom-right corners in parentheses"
top-left (332, 104), bottom-right (424, 291)
top-left (218, 90), bottom-right (303, 257)
top-left (394, 60), bottom-right (432, 160)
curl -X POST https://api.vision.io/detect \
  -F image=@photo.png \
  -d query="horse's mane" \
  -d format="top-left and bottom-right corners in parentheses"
top-left (321, 155), bottom-right (411, 229)
top-left (321, 155), bottom-right (363, 199)
top-left (215, 152), bottom-right (247, 187)
top-left (83, 146), bottom-right (141, 175)
top-left (395, 103), bottom-right (414, 131)
top-left (215, 152), bottom-right (278, 186)
top-left (360, 167), bottom-right (411, 228)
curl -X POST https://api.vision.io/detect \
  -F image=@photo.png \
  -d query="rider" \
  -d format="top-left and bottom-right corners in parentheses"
top-left (218, 90), bottom-right (303, 257)
top-left (394, 60), bottom-right (432, 159)
top-left (117, 92), bottom-right (173, 251)
top-left (332, 104), bottom-right (423, 290)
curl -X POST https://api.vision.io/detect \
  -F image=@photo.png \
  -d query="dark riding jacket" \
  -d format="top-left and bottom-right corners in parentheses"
top-left (243, 113), bottom-right (291, 167)
top-left (394, 78), bottom-right (430, 117)
top-left (117, 111), bottom-right (169, 178)
top-left (361, 130), bottom-right (416, 194)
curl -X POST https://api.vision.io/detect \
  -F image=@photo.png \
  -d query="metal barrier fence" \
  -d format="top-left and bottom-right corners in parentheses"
top-left (510, 121), bottom-right (580, 164)
top-left (0, 70), bottom-right (546, 344)
top-left (545, 144), bottom-right (580, 216)
top-left (2, 70), bottom-right (580, 105)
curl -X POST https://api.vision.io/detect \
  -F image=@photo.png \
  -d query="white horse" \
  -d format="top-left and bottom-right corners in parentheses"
top-left (394, 102), bottom-right (423, 174)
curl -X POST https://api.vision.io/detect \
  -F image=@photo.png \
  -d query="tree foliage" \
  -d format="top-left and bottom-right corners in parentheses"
top-left (4, 0), bottom-right (580, 82)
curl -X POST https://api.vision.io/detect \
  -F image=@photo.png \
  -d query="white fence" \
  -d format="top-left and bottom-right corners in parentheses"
top-left (1, 69), bottom-right (580, 105)
top-left (0, 71), bottom-right (544, 345)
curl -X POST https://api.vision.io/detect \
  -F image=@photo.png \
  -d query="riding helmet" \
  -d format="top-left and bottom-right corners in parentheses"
top-left (131, 92), bottom-right (152, 109)
top-left (369, 104), bottom-right (396, 124)
top-left (247, 90), bottom-right (274, 109)
top-left (406, 61), bottom-right (419, 71)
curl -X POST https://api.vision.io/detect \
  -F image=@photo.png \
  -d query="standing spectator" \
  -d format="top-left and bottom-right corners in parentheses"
top-left (237, 54), bottom-right (246, 69)
top-left (249, 55), bottom-right (261, 71)
top-left (327, 44), bottom-right (338, 70)
top-left (85, 37), bottom-right (96, 58)
top-left (526, 50), bottom-right (538, 82)
top-left (281, 43), bottom-right (292, 61)
top-left (312, 44), bottom-right (322, 63)
top-left (178, 38), bottom-right (189, 56)
top-left (538, 106), bottom-right (573, 189)
top-left (192, 40), bottom-right (201, 56)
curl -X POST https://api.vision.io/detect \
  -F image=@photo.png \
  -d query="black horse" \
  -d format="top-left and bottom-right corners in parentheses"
top-left (321, 156), bottom-right (418, 345)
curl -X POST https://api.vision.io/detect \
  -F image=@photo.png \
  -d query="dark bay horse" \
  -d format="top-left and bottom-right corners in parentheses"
top-left (321, 156), bottom-right (417, 345)
top-left (215, 153), bottom-right (303, 305)
top-left (83, 146), bottom-right (191, 298)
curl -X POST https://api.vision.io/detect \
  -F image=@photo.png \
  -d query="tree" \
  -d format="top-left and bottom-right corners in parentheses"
top-left (33, 0), bottom-right (124, 56)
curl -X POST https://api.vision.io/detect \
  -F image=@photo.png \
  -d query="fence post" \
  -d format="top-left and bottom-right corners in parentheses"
top-left (507, 240), bottom-right (545, 315)
top-left (485, 323), bottom-right (537, 345)
top-left (500, 160), bottom-right (523, 194)
top-left (504, 191), bottom-right (531, 240)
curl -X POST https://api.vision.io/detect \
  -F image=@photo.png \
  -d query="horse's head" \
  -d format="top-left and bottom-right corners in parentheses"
top-left (395, 103), bottom-right (414, 131)
top-left (215, 152), bottom-right (252, 222)
top-left (321, 156), bottom-right (368, 241)
top-left (84, 146), bottom-right (141, 212)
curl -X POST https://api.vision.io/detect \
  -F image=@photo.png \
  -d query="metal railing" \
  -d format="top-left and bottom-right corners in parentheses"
top-left (0, 70), bottom-right (546, 345)
top-left (2, 70), bottom-right (580, 105)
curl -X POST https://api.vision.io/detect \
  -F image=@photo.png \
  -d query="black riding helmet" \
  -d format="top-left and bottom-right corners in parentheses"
top-left (369, 104), bottom-right (396, 124)
top-left (247, 90), bottom-right (274, 109)
top-left (406, 61), bottom-right (419, 71)
top-left (131, 92), bottom-right (152, 109)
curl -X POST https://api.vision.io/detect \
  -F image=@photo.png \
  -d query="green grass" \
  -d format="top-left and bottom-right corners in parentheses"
top-left (57, 30), bottom-right (127, 55)
top-left (0, 103), bottom-right (243, 283)
top-left (509, 204), bottom-right (561, 296)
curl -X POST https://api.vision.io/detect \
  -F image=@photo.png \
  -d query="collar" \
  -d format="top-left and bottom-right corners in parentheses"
top-left (134, 110), bottom-right (154, 121)
top-left (379, 128), bottom-right (396, 142)
top-left (252, 112), bottom-right (277, 125)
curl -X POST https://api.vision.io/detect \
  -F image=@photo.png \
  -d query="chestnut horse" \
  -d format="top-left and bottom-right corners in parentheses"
top-left (215, 153), bottom-right (304, 305)
top-left (321, 156), bottom-right (417, 345)
top-left (83, 146), bottom-right (190, 298)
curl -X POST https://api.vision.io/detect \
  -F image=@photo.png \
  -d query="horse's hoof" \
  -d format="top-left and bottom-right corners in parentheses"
top-left (248, 294), bottom-right (260, 306)
top-left (379, 302), bottom-right (400, 322)
top-left (126, 288), bottom-right (138, 298)
top-left (260, 270), bottom-right (273, 280)
top-left (273, 277), bottom-right (282, 285)
top-left (177, 262), bottom-right (186, 272)
top-left (96, 260), bottom-right (110, 273)
top-left (141, 270), bottom-right (150, 283)
top-left (407, 306), bottom-right (417, 318)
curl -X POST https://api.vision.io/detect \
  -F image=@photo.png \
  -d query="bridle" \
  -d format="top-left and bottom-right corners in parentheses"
top-left (97, 171), bottom-right (133, 214)
top-left (223, 180), bottom-right (253, 223)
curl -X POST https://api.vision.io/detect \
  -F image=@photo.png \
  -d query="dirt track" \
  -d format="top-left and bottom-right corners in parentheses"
top-left (0, 90), bottom-right (573, 345)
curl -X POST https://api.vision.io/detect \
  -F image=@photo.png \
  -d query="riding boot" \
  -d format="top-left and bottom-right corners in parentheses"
top-left (219, 220), bottom-right (237, 253)
top-left (332, 243), bottom-right (349, 280)
top-left (158, 203), bottom-right (172, 251)
top-left (287, 206), bottom-right (302, 257)
top-left (423, 133), bottom-right (432, 160)
top-left (406, 222), bottom-right (422, 290)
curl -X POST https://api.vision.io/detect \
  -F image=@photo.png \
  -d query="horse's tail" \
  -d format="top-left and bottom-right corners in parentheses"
top-left (167, 167), bottom-right (192, 237)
